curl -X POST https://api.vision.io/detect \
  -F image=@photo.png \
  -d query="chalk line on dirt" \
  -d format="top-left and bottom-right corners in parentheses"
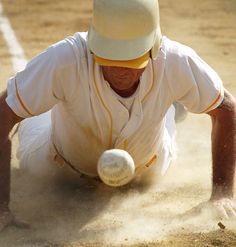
top-left (0, 1), bottom-right (27, 72)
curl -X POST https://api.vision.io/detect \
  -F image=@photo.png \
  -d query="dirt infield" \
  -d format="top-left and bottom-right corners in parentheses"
top-left (0, 0), bottom-right (236, 246)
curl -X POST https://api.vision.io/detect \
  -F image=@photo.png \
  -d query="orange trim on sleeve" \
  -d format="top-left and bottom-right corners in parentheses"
top-left (200, 87), bottom-right (223, 113)
top-left (14, 78), bottom-right (33, 116)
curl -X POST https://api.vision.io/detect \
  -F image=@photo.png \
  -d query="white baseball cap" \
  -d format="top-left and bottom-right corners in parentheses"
top-left (88, 0), bottom-right (162, 67)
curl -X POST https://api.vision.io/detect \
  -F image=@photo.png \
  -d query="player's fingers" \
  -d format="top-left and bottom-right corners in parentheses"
top-left (231, 201), bottom-right (236, 211)
top-left (213, 203), bottom-right (229, 219)
top-left (215, 199), bottom-right (236, 218)
top-left (12, 217), bottom-right (30, 229)
top-left (224, 206), bottom-right (236, 218)
top-left (0, 211), bottom-right (14, 232)
top-left (224, 202), bottom-right (236, 218)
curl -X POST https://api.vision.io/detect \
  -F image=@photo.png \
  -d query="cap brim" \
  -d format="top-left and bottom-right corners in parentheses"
top-left (94, 52), bottom-right (150, 69)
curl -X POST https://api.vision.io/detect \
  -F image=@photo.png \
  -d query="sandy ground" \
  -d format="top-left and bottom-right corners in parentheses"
top-left (0, 0), bottom-right (236, 246)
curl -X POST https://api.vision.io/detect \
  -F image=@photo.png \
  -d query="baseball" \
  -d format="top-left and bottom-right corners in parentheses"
top-left (97, 149), bottom-right (135, 187)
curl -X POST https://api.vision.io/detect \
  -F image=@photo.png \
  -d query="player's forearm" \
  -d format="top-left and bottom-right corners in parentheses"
top-left (0, 91), bottom-right (22, 211)
top-left (0, 139), bottom-right (11, 210)
top-left (209, 92), bottom-right (236, 200)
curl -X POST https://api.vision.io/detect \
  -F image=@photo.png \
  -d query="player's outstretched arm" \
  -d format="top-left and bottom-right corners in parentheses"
top-left (0, 90), bottom-right (26, 232)
top-left (207, 88), bottom-right (236, 218)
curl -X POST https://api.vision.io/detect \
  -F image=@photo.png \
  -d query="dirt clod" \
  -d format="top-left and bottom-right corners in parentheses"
top-left (218, 222), bottom-right (226, 230)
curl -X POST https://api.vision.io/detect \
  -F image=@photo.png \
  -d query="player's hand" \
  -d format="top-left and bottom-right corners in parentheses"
top-left (210, 198), bottom-right (236, 219)
top-left (0, 208), bottom-right (29, 232)
top-left (181, 198), bottom-right (236, 220)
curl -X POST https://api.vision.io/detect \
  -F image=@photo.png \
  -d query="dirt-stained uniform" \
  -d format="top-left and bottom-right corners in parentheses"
top-left (6, 32), bottom-right (224, 179)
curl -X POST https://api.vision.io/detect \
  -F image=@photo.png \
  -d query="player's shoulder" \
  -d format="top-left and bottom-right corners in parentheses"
top-left (49, 32), bottom-right (89, 69)
top-left (52, 32), bottom-right (88, 54)
top-left (64, 32), bottom-right (88, 56)
top-left (161, 36), bottom-right (196, 61)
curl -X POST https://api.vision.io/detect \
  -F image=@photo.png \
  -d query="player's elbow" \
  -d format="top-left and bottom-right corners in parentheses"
top-left (207, 89), bottom-right (236, 121)
top-left (221, 91), bottom-right (236, 120)
top-left (0, 90), bottom-right (23, 144)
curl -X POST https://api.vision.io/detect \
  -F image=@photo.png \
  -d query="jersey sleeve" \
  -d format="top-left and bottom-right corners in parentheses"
top-left (165, 42), bottom-right (224, 113)
top-left (5, 39), bottom-right (79, 118)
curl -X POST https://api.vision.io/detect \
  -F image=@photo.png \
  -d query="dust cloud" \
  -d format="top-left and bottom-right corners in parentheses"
top-left (1, 114), bottom-right (233, 247)
top-left (1, 0), bottom-right (236, 245)
top-left (68, 114), bottom-right (236, 246)
top-left (95, 172), bottom-right (229, 245)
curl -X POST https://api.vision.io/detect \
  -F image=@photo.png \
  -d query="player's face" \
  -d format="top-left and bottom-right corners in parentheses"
top-left (101, 66), bottom-right (146, 92)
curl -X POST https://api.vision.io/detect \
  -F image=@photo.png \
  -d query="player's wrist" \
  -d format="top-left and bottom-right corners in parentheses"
top-left (0, 203), bottom-right (10, 215)
top-left (210, 184), bottom-right (234, 201)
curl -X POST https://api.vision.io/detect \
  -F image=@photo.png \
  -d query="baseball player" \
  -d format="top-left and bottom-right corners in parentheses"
top-left (0, 0), bottom-right (236, 231)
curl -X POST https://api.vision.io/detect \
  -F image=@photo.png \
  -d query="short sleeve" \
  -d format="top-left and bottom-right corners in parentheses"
top-left (165, 41), bottom-right (224, 113)
top-left (5, 38), bottom-right (80, 118)
top-left (6, 45), bottom-right (63, 118)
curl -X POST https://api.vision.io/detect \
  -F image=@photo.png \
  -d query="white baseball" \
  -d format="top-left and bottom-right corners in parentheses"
top-left (97, 149), bottom-right (135, 187)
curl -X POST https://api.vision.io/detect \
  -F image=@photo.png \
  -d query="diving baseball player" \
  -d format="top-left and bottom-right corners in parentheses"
top-left (0, 0), bottom-right (236, 231)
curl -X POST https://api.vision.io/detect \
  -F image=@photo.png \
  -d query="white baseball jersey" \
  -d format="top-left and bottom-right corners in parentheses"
top-left (6, 32), bottom-right (224, 177)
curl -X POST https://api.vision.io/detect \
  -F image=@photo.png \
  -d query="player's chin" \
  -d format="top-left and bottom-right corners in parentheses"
top-left (114, 80), bottom-right (137, 90)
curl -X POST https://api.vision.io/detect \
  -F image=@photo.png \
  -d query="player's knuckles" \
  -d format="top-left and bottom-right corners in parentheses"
top-left (223, 208), bottom-right (234, 218)
top-left (232, 204), bottom-right (236, 211)
top-left (12, 217), bottom-right (30, 229)
top-left (224, 204), bottom-right (236, 218)
top-left (0, 223), bottom-right (9, 232)
top-left (213, 203), bottom-right (228, 219)
top-left (0, 215), bottom-right (13, 232)
top-left (217, 202), bottom-right (236, 218)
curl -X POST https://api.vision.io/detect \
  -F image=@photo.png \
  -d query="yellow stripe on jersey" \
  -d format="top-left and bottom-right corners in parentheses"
top-left (93, 63), bottom-right (113, 147)
top-left (14, 78), bottom-right (33, 116)
top-left (141, 62), bottom-right (155, 103)
top-left (201, 86), bottom-right (223, 113)
top-left (123, 139), bottom-right (128, 150)
top-left (145, 154), bottom-right (157, 168)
